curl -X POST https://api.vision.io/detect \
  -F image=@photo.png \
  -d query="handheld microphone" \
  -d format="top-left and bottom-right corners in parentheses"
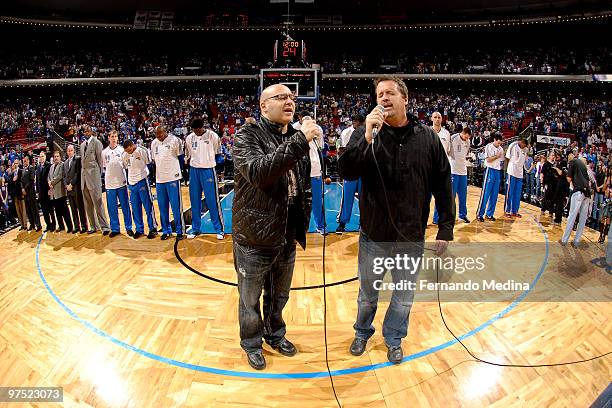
top-left (303, 116), bottom-right (322, 151)
top-left (372, 105), bottom-right (385, 139)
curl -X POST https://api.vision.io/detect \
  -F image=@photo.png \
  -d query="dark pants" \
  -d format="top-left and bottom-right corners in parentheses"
top-left (68, 190), bottom-right (88, 231)
top-left (234, 240), bottom-right (296, 353)
top-left (553, 194), bottom-right (567, 223)
top-left (40, 198), bottom-right (56, 230)
top-left (24, 195), bottom-right (41, 229)
top-left (542, 183), bottom-right (556, 213)
top-left (52, 197), bottom-right (73, 231)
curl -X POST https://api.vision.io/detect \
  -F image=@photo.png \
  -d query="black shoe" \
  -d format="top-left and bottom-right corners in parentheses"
top-left (109, 231), bottom-right (120, 238)
top-left (176, 234), bottom-right (185, 241)
top-left (80, 229), bottom-right (87, 234)
top-left (246, 350), bottom-right (266, 370)
top-left (72, 230), bottom-right (78, 234)
top-left (349, 337), bottom-right (367, 356)
top-left (387, 345), bottom-right (403, 364)
top-left (36, 226), bottom-right (42, 232)
top-left (485, 216), bottom-right (496, 221)
top-left (558, 239), bottom-right (567, 246)
top-left (56, 227), bottom-right (64, 232)
top-left (133, 232), bottom-right (143, 239)
top-left (102, 230), bottom-right (110, 236)
top-left (459, 217), bottom-right (471, 224)
top-left (270, 339), bottom-right (297, 357)
top-left (126, 230), bottom-right (134, 237)
top-left (44, 227), bottom-right (52, 232)
top-left (335, 223), bottom-right (346, 235)
top-left (87, 229), bottom-right (96, 234)
top-left (477, 216), bottom-right (485, 222)
top-left (160, 233), bottom-right (169, 240)
top-left (147, 230), bottom-right (158, 239)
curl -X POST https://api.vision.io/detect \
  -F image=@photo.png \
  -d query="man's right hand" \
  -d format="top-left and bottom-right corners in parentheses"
top-left (301, 119), bottom-right (321, 143)
top-left (365, 106), bottom-right (386, 144)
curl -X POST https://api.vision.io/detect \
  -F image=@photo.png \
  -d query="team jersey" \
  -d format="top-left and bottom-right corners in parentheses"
top-left (102, 145), bottom-right (127, 189)
top-left (433, 126), bottom-right (451, 159)
top-left (484, 143), bottom-right (505, 170)
top-left (505, 141), bottom-right (527, 179)
top-left (151, 135), bottom-right (183, 183)
top-left (122, 145), bottom-right (151, 185)
top-left (449, 133), bottom-right (471, 176)
top-left (185, 130), bottom-right (220, 169)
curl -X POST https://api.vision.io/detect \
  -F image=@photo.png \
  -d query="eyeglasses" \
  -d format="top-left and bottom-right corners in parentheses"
top-left (264, 93), bottom-right (297, 102)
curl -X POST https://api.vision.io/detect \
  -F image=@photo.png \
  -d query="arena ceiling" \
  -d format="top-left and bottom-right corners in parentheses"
top-left (6, 0), bottom-right (608, 20)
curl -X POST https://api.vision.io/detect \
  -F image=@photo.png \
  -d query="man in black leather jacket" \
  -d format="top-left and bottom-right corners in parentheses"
top-left (232, 84), bottom-right (319, 370)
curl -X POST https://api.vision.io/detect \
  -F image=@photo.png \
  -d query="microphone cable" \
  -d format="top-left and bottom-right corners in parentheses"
top-left (368, 132), bottom-right (611, 370)
top-left (307, 111), bottom-right (342, 405)
top-left (313, 131), bottom-right (342, 407)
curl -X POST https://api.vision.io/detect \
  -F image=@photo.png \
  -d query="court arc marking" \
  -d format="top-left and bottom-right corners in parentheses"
top-left (36, 217), bottom-right (549, 379)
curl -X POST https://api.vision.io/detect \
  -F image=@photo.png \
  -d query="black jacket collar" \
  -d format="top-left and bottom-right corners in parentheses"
top-left (259, 116), bottom-right (297, 139)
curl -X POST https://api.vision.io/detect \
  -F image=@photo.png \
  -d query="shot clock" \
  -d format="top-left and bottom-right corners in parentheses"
top-left (274, 39), bottom-right (306, 67)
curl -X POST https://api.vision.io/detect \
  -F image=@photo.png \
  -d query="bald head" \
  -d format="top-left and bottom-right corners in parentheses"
top-left (155, 125), bottom-right (167, 142)
top-left (259, 84), bottom-right (296, 127)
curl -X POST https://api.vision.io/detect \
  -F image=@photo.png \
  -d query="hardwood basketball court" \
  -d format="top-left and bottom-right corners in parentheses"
top-left (0, 186), bottom-right (610, 407)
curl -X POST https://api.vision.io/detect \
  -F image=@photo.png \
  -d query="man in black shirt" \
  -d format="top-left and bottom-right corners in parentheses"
top-left (560, 157), bottom-right (592, 247)
top-left (339, 76), bottom-right (454, 364)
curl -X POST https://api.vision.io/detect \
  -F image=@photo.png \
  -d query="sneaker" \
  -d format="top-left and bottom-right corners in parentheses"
top-left (126, 230), bottom-right (134, 237)
top-left (349, 337), bottom-right (367, 356)
top-left (109, 231), bottom-right (120, 238)
top-left (505, 213), bottom-right (513, 218)
top-left (187, 231), bottom-right (201, 239)
top-left (133, 232), bottom-right (143, 239)
top-left (512, 213), bottom-right (523, 218)
top-left (147, 230), bottom-right (158, 239)
top-left (176, 234), bottom-right (185, 241)
top-left (160, 233), bottom-right (169, 240)
top-left (459, 216), bottom-right (471, 224)
top-left (477, 216), bottom-right (485, 222)
top-left (485, 215), bottom-right (496, 221)
top-left (387, 345), bottom-right (403, 364)
top-left (317, 228), bottom-right (328, 236)
top-left (102, 230), bottom-right (110, 236)
top-left (335, 223), bottom-right (346, 234)
top-left (216, 233), bottom-right (225, 240)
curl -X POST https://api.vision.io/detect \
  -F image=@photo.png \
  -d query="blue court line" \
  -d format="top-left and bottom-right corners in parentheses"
top-left (35, 216), bottom-right (549, 379)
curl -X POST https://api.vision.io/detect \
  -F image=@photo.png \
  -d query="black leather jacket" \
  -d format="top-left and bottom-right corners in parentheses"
top-left (232, 117), bottom-right (312, 250)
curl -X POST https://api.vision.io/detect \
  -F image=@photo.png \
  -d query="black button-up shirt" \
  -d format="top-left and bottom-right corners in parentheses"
top-left (339, 117), bottom-right (455, 242)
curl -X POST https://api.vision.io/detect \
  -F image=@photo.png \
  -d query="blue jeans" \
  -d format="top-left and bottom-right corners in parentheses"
top-left (234, 240), bottom-right (296, 353)
top-left (592, 193), bottom-right (604, 221)
top-left (524, 172), bottom-right (536, 198)
top-left (354, 232), bottom-right (423, 348)
top-left (606, 225), bottom-right (612, 266)
top-left (561, 191), bottom-right (590, 245)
